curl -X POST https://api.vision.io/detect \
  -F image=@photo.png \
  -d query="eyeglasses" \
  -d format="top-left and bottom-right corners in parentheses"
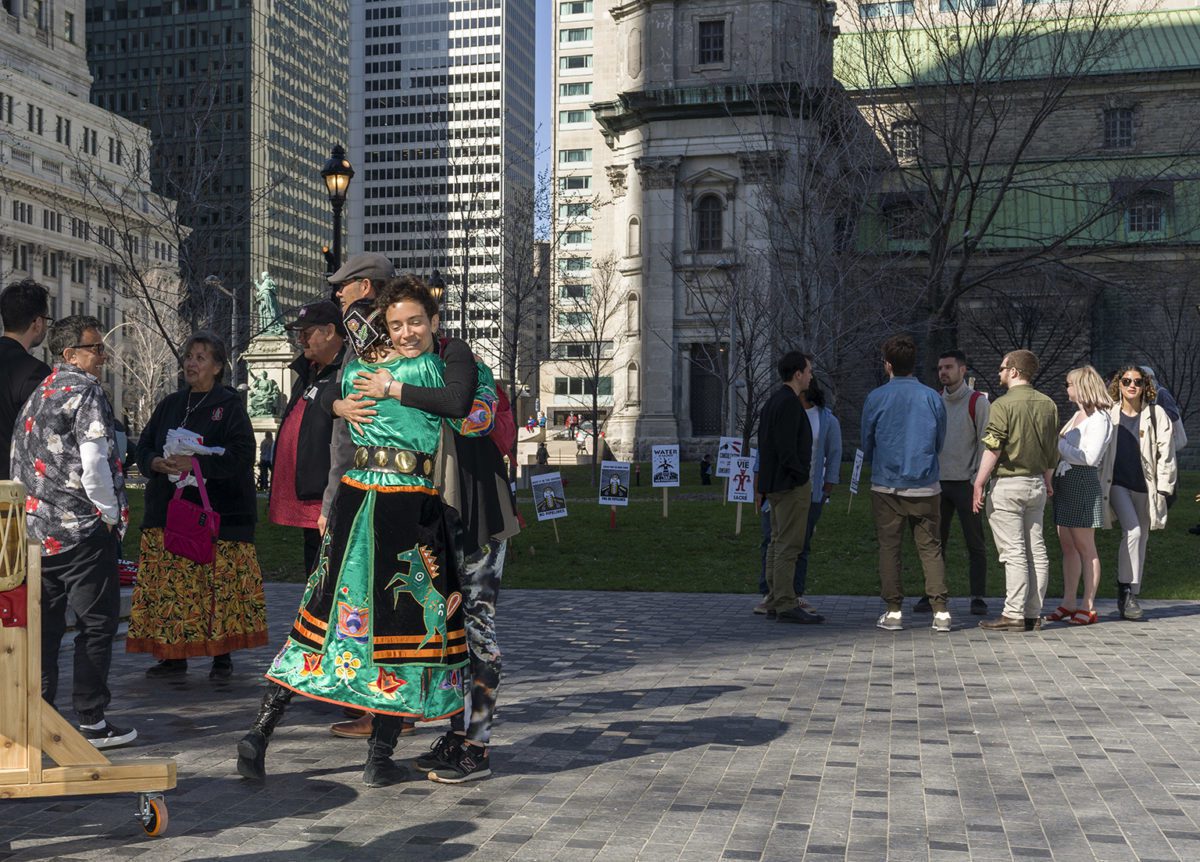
top-left (40, 315), bottom-right (55, 324)
top-left (71, 342), bottom-right (107, 355)
top-left (1120, 377), bottom-right (1145, 388)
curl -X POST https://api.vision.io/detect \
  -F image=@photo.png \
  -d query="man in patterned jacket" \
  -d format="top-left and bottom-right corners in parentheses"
top-left (11, 315), bottom-right (135, 749)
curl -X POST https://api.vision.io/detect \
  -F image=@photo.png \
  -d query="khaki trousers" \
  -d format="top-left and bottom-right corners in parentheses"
top-left (986, 476), bottom-right (1048, 619)
top-left (764, 484), bottom-right (812, 611)
top-left (871, 491), bottom-right (948, 611)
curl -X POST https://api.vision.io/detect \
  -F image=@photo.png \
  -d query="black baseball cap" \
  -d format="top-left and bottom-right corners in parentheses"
top-left (286, 300), bottom-right (346, 336)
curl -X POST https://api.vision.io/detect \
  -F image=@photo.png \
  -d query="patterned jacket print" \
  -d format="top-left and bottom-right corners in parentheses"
top-left (11, 365), bottom-right (129, 555)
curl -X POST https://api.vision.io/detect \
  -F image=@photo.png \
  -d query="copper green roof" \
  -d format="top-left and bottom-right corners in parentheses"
top-left (836, 7), bottom-right (1200, 90)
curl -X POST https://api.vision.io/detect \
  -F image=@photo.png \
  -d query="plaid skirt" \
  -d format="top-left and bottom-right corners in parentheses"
top-left (1053, 465), bottom-right (1104, 528)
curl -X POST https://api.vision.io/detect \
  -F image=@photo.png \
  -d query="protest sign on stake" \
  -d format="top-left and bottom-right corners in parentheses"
top-left (727, 455), bottom-right (754, 535)
top-left (531, 471), bottom-right (568, 542)
top-left (847, 448), bottom-right (865, 513)
top-left (651, 444), bottom-right (680, 518)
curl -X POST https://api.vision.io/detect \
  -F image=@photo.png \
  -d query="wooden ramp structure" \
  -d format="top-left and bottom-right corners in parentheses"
top-left (0, 481), bottom-right (176, 835)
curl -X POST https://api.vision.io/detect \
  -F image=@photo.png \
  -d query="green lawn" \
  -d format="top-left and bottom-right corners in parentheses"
top-left (123, 465), bottom-right (1200, 599)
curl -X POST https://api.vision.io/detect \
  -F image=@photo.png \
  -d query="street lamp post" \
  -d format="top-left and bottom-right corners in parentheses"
top-left (321, 145), bottom-right (354, 277)
top-left (429, 269), bottom-right (446, 317)
top-left (204, 274), bottom-right (237, 387)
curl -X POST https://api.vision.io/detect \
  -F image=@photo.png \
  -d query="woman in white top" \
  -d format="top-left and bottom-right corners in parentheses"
top-left (1045, 367), bottom-right (1113, 626)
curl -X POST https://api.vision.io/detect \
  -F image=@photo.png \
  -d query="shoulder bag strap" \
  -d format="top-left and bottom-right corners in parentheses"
top-left (172, 457), bottom-right (215, 511)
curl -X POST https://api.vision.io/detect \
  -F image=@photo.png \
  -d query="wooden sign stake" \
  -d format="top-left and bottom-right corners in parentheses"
top-left (551, 520), bottom-right (560, 543)
top-left (662, 487), bottom-right (668, 518)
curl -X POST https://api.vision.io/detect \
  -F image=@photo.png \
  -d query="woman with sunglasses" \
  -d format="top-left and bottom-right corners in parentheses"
top-left (1100, 365), bottom-right (1177, 620)
top-left (1045, 367), bottom-right (1112, 626)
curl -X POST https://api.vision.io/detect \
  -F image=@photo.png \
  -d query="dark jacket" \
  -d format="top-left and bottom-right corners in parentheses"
top-left (401, 338), bottom-right (519, 557)
top-left (136, 385), bottom-right (258, 542)
top-left (0, 336), bottom-right (51, 480)
top-left (757, 384), bottom-right (813, 494)
top-left (272, 347), bottom-right (345, 501)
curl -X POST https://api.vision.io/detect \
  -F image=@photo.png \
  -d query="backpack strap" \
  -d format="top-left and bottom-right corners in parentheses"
top-left (968, 390), bottom-right (982, 424)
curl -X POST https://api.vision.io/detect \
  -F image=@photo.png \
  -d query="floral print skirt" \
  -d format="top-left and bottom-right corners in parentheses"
top-left (127, 528), bottom-right (269, 660)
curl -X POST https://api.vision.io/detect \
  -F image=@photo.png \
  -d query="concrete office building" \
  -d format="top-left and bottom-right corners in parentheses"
top-left (347, 0), bottom-right (536, 372)
top-left (85, 0), bottom-right (349, 336)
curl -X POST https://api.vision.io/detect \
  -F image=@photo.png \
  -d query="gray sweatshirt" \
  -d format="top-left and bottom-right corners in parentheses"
top-left (939, 383), bottom-right (989, 482)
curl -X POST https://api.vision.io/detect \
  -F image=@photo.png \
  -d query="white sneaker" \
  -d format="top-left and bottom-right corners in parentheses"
top-left (932, 611), bottom-right (952, 633)
top-left (876, 610), bottom-right (903, 631)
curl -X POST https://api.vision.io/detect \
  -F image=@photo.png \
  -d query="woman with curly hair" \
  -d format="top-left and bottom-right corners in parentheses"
top-left (1045, 367), bottom-right (1113, 626)
top-left (236, 276), bottom-right (496, 787)
top-left (1100, 364), bottom-right (1177, 620)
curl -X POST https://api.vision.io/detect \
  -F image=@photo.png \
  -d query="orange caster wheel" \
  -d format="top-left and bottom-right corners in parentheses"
top-left (138, 793), bottom-right (169, 837)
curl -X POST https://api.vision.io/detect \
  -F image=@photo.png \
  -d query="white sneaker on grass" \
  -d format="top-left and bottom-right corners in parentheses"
top-left (876, 610), bottom-right (903, 631)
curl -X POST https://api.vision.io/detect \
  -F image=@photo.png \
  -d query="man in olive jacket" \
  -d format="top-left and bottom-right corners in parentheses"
top-left (756, 351), bottom-right (816, 624)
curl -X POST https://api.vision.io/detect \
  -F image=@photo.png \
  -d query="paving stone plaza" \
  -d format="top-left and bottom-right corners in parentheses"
top-left (3, 585), bottom-right (1200, 861)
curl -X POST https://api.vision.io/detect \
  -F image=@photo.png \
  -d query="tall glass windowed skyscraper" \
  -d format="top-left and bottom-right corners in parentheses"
top-left (348, 0), bottom-right (535, 369)
top-left (86, 0), bottom-right (349, 332)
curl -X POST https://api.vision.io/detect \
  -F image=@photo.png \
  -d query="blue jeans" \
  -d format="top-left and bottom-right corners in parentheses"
top-left (758, 501), bottom-right (824, 596)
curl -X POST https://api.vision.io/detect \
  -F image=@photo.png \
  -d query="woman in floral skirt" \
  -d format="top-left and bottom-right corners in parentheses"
top-left (128, 333), bottom-right (267, 679)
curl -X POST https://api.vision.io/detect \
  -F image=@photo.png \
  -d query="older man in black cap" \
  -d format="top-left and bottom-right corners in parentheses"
top-left (268, 300), bottom-right (347, 576)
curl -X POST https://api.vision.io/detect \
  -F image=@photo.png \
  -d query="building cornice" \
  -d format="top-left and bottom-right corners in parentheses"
top-left (594, 82), bottom-right (826, 142)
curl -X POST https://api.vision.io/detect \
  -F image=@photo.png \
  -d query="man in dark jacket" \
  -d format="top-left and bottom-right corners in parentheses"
top-left (756, 351), bottom-right (817, 624)
top-left (0, 279), bottom-right (52, 480)
top-left (269, 300), bottom-right (346, 576)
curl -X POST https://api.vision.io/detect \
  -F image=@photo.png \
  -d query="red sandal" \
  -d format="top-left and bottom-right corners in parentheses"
top-left (1068, 609), bottom-right (1099, 626)
top-left (1045, 605), bottom-right (1074, 622)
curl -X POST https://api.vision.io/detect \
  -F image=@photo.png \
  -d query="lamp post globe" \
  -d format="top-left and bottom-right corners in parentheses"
top-left (320, 144), bottom-right (354, 276)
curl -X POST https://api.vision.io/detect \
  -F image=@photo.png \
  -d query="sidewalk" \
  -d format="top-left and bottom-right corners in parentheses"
top-left (4, 586), bottom-right (1200, 861)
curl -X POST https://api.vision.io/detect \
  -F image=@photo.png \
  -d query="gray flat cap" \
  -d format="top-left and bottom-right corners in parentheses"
top-left (327, 252), bottom-right (394, 285)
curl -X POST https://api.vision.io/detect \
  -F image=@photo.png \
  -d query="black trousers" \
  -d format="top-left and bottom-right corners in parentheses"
top-left (302, 526), bottom-right (322, 578)
top-left (939, 479), bottom-right (988, 598)
top-left (41, 525), bottom-right (121, 724)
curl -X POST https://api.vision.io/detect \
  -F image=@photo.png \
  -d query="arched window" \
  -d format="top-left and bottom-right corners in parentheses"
top-left (695, 194), bottom-right (724, 252)
top-left (626, 361), bottom-right (641, 405)
top-left (626, 216), bottom-right (641, 257)
top-left (626, 292), bottom-right (640, 334)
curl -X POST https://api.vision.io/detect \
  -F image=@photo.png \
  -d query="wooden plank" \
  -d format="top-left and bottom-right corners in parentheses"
top-left (41, 702), bottom-right (108, 768)
top-left (41, 760), bottom-right (176, 786)
top-left (0, 771), bottom-right (176, 799)
top-left (25, 546), bottom-right (42, 783)
top-left (0, 623), bottom-right (28, 771)
top-left (0, 769), bottom-right (30, 785)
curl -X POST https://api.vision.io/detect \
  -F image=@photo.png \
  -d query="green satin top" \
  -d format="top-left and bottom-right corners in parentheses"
top-left (341, 352), bottom-right (447, 489)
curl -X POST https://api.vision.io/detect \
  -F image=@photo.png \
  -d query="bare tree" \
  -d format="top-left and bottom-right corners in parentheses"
top-left (1112, 272), bottom-right (1200, 423)
top-left (837, 0), bottom-right (1199, 371)
top-left (957, 268), bottom-right (1099, 394)
top-left (105, 300), bottom-right (186, 429)
top-left (551, 253), bottom-right (627, 483)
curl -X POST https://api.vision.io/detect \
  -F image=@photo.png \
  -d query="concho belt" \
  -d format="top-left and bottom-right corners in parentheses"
top-left (353, 446), bottom-right (435, 478)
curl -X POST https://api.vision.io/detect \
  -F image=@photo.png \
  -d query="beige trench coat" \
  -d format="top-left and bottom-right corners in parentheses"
top-left (1098, 402), bottom-right (1177, 530)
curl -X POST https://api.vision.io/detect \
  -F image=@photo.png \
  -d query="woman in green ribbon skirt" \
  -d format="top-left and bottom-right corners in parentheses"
top-left (236, 276), bottom-right (496, 787)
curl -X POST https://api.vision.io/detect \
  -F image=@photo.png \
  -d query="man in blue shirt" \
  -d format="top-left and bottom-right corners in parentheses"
top-left (861, 335), bottom-right (950, 633)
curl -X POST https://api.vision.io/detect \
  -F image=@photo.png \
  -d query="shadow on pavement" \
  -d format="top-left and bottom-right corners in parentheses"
top-left (498, 715), bottom-right (788, 775)
top-left (500, 684), bottom-right (744, 719)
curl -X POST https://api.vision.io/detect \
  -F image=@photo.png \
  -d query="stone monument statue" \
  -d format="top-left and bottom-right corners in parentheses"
top-left (253, 271), bottom-right (287, 336)
top-left (248, 370), bottom-right (282, 418)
